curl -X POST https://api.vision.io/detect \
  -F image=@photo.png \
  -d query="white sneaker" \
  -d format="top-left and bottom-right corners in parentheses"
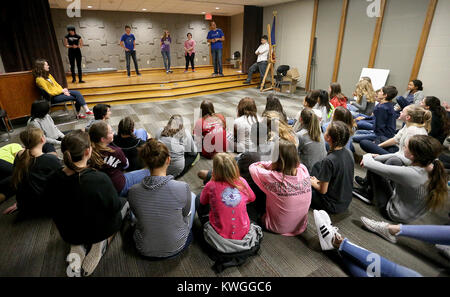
top-left (81, 239), bottom-right (108, 276)
top-left (313, 210), bottom-right (340, 251)
top-left (361, 216), bottom-right (397, 243)
top-left (435, 244), bottom-right (450, 260)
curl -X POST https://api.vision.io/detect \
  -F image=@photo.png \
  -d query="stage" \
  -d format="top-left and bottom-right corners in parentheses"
top-left (68, 65), bottom-right (260, 106)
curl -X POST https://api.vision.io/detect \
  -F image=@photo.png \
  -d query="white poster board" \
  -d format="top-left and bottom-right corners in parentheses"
top-left (359, 68), bottom-right (390, 91)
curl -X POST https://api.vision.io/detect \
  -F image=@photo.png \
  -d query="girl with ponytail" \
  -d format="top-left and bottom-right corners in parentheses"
top-left (421, 96), bottom-right (450, 144)
top-left (296, 108), bottom-right (327, 172)
top-left (359, 135), bottom-right (447, 223)
top-left (89, 121), bottom-right (149, 196)
top-left (46, 130), bottom-right (129, 276)
top-left (3, 127), bottom-right (61, 215)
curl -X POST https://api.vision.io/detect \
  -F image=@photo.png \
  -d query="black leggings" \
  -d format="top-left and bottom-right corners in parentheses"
top-left (69, 49), bottom-right (82, 81)
top-left (185, 53), bottom-right (195, 70)
top-left (366, 170), bottom-right (393, 219)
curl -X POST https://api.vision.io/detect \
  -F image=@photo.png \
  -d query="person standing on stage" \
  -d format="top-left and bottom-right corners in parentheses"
top-left (243, 35), bottom-right (269, 85)
top-left (161, 30), bottom-right (172, 74)
top-left (120, 25), bottom-right (141, 77)
top-left (207, 21), bottom-right (225, 77)
top-left (64, 26), bottom-right (85, 83)
top-left (184, 33), bottom-right (196, 73)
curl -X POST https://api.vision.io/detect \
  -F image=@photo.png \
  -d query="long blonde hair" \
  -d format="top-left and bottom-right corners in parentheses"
top-left (212, 153), bottom-right (247, 194)
top-left (354, 79), bottom-right (376, 104)
top-left (263, 110), bottom-right (296, 144)
top-left (405, 105), bottom-right (432, 132)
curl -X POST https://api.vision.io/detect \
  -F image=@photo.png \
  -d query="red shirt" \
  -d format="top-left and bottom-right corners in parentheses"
top-left (99, 145), bottom-right (128, 193)
top-left (200, 178), bottom-right (256, 240)
top-left (330, 96), bottom-right (348, 108)
top-left (194, 114), bottom-right (227, 159)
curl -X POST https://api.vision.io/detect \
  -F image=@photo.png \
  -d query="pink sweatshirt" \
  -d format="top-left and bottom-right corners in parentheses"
top-left (184, 39), bottom-right (196, 56)
top-left (249, 161), bottom-right (311, 236)
top-left (200, 177), bottom-right (255, 240)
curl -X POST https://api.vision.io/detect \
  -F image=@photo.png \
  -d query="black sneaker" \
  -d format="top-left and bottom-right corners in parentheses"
top-left (242, 81), bottom-right (251, 85)
top-left (79, 80), bottom-right (86, 83)
top-left (352, 187), bottom-right (372, 204)
top-left (355, 176), bottom-right (368, 187)
top-left (72, 78), bottom-right (76, 83)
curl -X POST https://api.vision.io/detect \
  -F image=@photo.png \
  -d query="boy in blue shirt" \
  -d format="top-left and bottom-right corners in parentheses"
top-left (120, 25), bottom-right (141, 77)
top-left (207, 21), bottom-right (225, 77)
top-left (353, 85), bottom-right (398, 144)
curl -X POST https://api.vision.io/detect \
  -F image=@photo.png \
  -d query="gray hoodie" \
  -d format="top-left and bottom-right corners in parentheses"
top-left (128, 175), bottom-right (192, 258)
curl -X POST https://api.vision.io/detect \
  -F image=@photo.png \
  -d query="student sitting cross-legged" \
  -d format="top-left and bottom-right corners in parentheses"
top-left (2, 128), bottom-right (62, 216)
top-left (197, 153), bottom-right (263, 254)
top-left (45, 130), bottom-right (129, 276)
top-left (309, 121), bottom-right (354, 214)
top-left (354, 135), bottom-right (447, 223)
top-left (89, 121), bottom-right (150, 197)
top-left (128, 139), bottom-right (196, 259)
top-left (249, 139), bottom-right (312, 236)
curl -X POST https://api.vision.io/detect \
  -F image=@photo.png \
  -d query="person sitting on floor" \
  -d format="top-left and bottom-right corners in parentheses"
top-left (249, 139), bottom-right (311, 236)
top-left (89, 121), bottom-right (149, 197)
top-left (197, 153), bottom-right (262, 254)
top-left (28, 100), bottom-right (66, 147)
top-left (354, 135), bottom-right (447, 223)
top-left (329, 83), bottom-right (348, 109)
top-left (113, 117), bottom-right (149, 172)
top-left (85, 103), bottom-right (111, 131)
top-left (33, 58), bottom-right (92, 119)
top-left (394, 79), bottom-right (424, 112)
top-left (322, 106), bottom-right (356, 152)
top-left (45, 130), bottom-right (129, 276)
top-left (420, 96), bottom-right (450, 144)
top-left (358, 105), bottom-right (430, 166)
top-left (309, 121), bottom-right (354, 214)
top-left (193, 100), bottom-right (228, 159)
top-left (316, 89), bottom-right (334, 126)
top-left (353, 86), bottom-right (398, 144)
top-left (2, 128), bottom-right (62, 216)
top-left (296, 108), bottom-right (327, 172)
top-left (0, 143), bottom-right (23, 204)
top-left (313, 210), bottom-right (423, 277)
top-left (293, 90), bottom-right (323, 132)
top-left (156, 115), bottom-right (199, 178)
top-left (347, 79), bottom-right (376, 118)
top-left (128, 139), bottom-right (196, 259)
top-left (234, 97), bottom-right (261, 153)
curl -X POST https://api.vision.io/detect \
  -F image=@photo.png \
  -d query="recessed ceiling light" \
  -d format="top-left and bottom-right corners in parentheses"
top-left (215, 7), bottom-right (220, 10)
top-left (87, 5), bottom-right (93, 8)
top-left (142, 8), bottom-right (147, 11)
top-left (202, 12), bottom-right (205, 14)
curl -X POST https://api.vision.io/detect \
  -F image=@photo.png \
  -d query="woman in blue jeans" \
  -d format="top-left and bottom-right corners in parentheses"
top-left (33, 59), bottom-right (92, 119)
top-left (161, 30), bottom-right (172, 74)
top-left (314, 210), bottom-right (449, 277)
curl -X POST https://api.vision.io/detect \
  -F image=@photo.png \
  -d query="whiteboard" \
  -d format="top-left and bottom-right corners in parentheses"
top-left (359, 68), bottom-right (390, 91)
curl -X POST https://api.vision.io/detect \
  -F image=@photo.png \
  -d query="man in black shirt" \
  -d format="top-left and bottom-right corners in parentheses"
top-left (64, 26), bottom-right (85, 83)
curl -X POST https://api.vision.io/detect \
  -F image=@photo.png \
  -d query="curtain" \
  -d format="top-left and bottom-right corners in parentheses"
top-left (0, 0), bottom-right (67, 87)
top-left (242, 6), bottom-right (263, 73)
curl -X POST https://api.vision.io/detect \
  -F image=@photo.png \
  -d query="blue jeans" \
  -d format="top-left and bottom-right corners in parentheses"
top-left (396, 96), bottom-right (412, 110)
top-left (125, 50), bottom-right (140, 76)
top-left (338, 238), bottom-right (422, 277)
top-left (120, 169), bottom-right (150, 197)
top-left (399, 225), bottom-right (450, 245)
top-left (211, 48), bottom-right (223, 74)
top-left (353, 130), bottom-right (376, 143)
top-left (161, 51), bottom-right (171, 71)
top-left (359, 140), bottom-right (399, 155)
top-left (133, 128), bottom-right (147, 142)
top-left (52, 90), bottom-right (86, 112)
top-left (356, 118), bottom-right (375, 130)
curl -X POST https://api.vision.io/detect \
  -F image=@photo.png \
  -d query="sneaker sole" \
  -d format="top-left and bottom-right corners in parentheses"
top-left (361, 217), bottom-right (396, 243)
top-left (352, 190), bottom-right (372, 205)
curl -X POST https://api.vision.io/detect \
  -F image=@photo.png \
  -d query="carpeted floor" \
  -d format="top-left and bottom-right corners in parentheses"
top-left (0, 88), bottom-right (449, 277)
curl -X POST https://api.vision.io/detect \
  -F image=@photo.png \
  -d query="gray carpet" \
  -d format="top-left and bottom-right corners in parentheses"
top-left (0, 88), bottom-right (449, 277)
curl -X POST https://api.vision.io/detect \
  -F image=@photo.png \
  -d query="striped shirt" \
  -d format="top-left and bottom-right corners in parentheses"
top-left (128, 175), bottom-right (192, 257)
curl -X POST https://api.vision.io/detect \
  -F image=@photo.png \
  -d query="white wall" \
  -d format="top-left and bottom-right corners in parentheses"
top-left (418, 0), bottom-right (450, 104)
top-left (0, 55), bottom-right (4, 73)
top-left (230, 13), bottom-right (244, 58)
top-left (263, 0), bottom-right (314, 88)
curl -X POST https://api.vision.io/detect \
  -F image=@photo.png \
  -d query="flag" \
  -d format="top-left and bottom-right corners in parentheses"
top-left (271, 15), bottom-right (276, 46)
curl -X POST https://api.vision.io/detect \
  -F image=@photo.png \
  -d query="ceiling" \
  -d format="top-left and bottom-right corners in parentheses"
top-left (49, 0), bottom-right (297, 16)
